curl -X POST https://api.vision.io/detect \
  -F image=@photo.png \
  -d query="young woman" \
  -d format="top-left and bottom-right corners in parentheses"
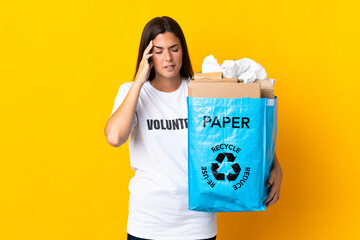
top-left (104, 16), bottom-right (282, 240)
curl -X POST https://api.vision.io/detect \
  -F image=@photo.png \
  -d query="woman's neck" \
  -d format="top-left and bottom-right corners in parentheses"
top-left (150, 74), bottom-right (182, 93)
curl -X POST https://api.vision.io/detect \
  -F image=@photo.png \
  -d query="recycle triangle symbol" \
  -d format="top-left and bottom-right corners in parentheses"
top-left (211, 153), bottom-right (241, 182)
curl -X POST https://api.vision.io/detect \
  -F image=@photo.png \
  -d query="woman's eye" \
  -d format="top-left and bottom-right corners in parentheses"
top-left (155, 49), bottom-right (178, 54)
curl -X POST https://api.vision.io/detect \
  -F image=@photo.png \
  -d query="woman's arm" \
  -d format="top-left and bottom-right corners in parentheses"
top-left (264, 151), bottom-right (283, 207)
top-left (104, 41), bottom-right (154, 147)
top-left (104, 81), bottom-right (143, 147)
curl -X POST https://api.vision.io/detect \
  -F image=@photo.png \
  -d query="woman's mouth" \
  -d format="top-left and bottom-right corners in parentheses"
top-left (164, 65), bottom-right (175, 71)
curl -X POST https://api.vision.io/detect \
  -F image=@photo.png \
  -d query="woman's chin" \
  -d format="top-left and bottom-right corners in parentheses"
top-left (156, 70), bottom-right (181, 80)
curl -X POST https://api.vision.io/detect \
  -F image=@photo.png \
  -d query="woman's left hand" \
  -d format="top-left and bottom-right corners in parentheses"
top-left (264, 152), bottom-right (283, 207)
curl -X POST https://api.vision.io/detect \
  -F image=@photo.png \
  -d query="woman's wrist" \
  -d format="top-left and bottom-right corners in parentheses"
top-left (132, 79), bottom-right (145, 91)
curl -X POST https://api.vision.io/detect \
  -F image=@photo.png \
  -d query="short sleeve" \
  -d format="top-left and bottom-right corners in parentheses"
top-left (109, 82), bottom-right (138, 130)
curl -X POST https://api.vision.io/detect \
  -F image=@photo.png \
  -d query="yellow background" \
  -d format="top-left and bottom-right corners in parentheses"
top-left (1, 0), bottom-right (359, 239)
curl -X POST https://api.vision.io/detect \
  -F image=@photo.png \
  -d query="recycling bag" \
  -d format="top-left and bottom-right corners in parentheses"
top-left (187, 97), bottom-right (278, 212)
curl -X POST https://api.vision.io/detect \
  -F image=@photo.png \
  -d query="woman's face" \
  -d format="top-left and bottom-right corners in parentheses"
top-left (151, 32), bottom-right (183, 80)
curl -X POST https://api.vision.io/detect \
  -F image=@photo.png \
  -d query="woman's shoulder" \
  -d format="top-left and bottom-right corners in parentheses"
top-left (117, 81), bottom-right (134, 92)
top-left (112, 81), bottom-right (134, 100)
top-left (182, 76), bottom-right (190, 86)
top-left (120, 81), bottom-right (134, 88)
top-left (118, 77), bottom-right (189, 93)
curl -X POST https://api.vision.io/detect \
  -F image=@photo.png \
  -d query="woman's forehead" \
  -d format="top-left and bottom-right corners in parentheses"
top-left (153, 32), bottom-right (181, 47)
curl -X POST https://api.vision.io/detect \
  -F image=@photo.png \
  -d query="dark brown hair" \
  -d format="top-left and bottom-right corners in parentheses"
top-left (134, 16), bottom-right (193, 81)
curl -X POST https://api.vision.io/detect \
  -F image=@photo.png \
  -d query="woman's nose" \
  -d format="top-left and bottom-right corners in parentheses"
top-left (164, 50), bottom-right (173, 61)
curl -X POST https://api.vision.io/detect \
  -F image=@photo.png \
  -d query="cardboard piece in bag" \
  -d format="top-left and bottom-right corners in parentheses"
top-left (253, 79), bottom-right (274, 99)
top-left (237, 79), bottom-right (275, 99)
top-left (188, 82), bottom-right (261, 98)
top-left (191, 78), bottom-right (238, 83)
top-left (193, 72), bottom-right (223, 79)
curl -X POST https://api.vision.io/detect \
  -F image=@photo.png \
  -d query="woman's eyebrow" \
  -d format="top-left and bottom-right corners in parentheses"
top-left (153, 44), bottom-right (179, 49)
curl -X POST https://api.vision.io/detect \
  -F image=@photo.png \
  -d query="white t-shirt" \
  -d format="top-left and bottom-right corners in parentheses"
top-left (110, 78), bottom-right (217, 240)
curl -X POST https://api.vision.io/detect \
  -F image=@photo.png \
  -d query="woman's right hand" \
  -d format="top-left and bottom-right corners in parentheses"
top-left (105, 41), bottom-right (154, 148)
top-left (134, 40), bottom-right (154, 85)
